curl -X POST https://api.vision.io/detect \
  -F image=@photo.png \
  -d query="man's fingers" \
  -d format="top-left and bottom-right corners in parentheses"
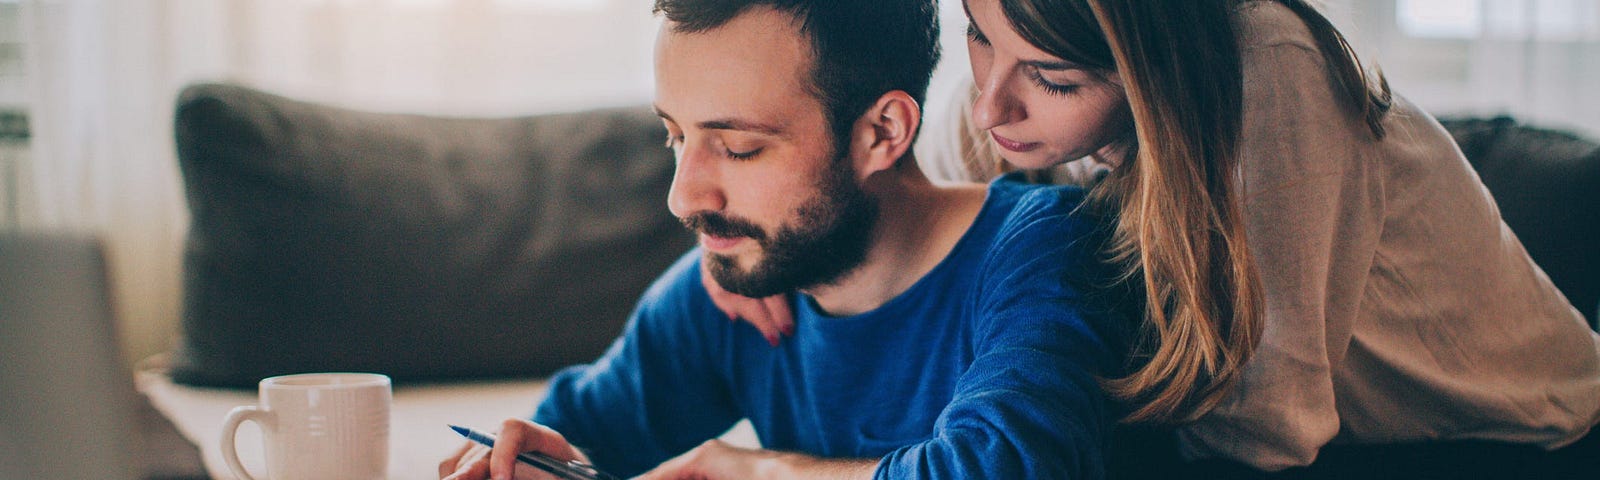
top-left (491, 418), bottom-right (581, 480)
top-left (440, 442), bottom-right (468, 478)
top-left (442, 455), bottom-right (489, 480)
top-left (492, 419), bottom-right (533, 479)
top-left (442, 443), bottom-right (486, 479)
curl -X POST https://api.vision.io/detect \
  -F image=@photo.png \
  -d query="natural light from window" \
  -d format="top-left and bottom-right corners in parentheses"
top-left (300, 0), bottom-right (608, 11)
top-left (1398, 0), bottom-right (1600, 41)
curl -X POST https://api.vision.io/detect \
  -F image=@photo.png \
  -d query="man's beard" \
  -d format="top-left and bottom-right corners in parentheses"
top-left (680, 157), bottom-right (878, 298)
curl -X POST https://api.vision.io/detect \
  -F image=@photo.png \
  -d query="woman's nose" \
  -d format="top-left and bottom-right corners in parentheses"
top-left (970, 71), bottom-right (1026, 132)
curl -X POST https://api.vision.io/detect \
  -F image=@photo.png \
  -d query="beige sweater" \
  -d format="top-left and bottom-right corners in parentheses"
top-left (1169, 1), bottom-right (1600, 470)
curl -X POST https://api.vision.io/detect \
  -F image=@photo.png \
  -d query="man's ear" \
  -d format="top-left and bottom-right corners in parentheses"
top-left (848, 90), bottom-right (921, 179)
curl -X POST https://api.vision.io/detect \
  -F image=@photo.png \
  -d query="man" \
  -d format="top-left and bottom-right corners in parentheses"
top-left (440, 1), bottom-right (1124, 478)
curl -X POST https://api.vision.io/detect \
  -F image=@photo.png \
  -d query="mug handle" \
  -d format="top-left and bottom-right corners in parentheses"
top-left (221, 405), bottom-right (274, 480)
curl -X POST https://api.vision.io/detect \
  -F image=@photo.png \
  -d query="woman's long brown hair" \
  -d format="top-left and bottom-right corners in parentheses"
top-left (998, 0), bottom-right (1390, 423)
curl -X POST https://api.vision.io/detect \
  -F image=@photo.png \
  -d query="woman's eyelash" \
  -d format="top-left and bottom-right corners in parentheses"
top-left (966, 24), bottom-right (989, 46)
top-left (1027, 69), bottom-right (1079, 96)
top-left (664, 135), bottom-right (683, 148)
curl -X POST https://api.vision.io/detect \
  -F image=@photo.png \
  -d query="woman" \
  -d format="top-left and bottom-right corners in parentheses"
top-left (708, 0), bottom-right (1600, 474)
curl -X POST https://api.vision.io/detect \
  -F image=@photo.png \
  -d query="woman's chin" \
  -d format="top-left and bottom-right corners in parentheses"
top-left (999, 150), bottom-right (1071, 171)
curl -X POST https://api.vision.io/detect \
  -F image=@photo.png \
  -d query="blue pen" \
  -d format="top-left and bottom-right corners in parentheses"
top-left (448, 425), bottom-right (619, 480)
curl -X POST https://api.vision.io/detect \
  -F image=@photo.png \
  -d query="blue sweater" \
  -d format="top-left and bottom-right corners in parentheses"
top-left (534, 176), bottom-right (1122, 479)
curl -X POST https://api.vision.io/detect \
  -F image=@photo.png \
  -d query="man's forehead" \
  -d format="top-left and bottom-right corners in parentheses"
top-left (653, 9), bottom-right (823, 139)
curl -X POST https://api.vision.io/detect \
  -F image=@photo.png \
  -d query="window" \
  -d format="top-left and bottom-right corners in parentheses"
top-left (298, 0), bottom-right (609, 12)
top-left (1398, 0), bottom-right (1600, 41)
top-left (0, 0), bottom-right (25, 227)
top-left (0, 0), bottom-right (24, 109)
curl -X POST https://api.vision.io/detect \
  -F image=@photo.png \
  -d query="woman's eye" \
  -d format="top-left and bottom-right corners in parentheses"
top-left (1028, 69), bottom-right (1080, 97)
top-left (966, 23), bottom-right (990, 46)
top-left (664, 134), bottom-right (684, 149)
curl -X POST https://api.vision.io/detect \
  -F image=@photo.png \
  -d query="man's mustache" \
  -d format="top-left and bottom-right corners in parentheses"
top-left (680, 212), bottom-right (767, 243)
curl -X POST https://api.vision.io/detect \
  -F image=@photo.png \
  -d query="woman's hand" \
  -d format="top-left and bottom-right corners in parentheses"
top-left (438, 418), bottom-right (589, 480)
top-left (701, 259), bottom-right (794, 346)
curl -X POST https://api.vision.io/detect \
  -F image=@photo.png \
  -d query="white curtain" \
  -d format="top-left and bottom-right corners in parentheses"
top-left (1345, 0), bottom-right (1600, 137)
top-left (20, 0), bottom-right (660, 367)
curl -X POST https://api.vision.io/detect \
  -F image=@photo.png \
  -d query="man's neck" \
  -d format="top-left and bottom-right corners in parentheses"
top-left (802, 163), bottom-right (988, 317)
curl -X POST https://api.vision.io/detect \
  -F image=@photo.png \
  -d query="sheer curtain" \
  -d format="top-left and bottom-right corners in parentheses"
top-left (1344, 0), bottom-right (1600, 137)
top-left (21, 0), bottom-right (659, 367)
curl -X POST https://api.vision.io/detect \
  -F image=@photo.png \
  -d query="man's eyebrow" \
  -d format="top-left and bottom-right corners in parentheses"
top-left (698, 118), bottom-right (786, 137)
top-left (653, 105), bottom-right (788, 137)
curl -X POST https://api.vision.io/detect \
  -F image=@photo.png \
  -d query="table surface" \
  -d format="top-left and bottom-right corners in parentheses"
top-left (137, 370), bottom-right (759, 480)
top-left (138, 370), bottom-right (551, 480)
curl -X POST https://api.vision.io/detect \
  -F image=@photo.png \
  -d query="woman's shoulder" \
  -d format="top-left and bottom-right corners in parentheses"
top-left (1234, 0), bottom-right (1321, 55)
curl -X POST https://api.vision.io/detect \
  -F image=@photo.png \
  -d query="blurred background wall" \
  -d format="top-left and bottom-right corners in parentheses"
top-left (0, 0), bottom-right (1595, 368)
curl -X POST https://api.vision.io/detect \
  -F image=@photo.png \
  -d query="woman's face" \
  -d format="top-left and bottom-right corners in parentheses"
top-left (964, 0), bottom-right (1134, 169)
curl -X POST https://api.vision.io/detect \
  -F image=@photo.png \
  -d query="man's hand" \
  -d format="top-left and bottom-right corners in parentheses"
top-left (635, 439), bottom-right (876, 480)
top-left (437, 418), bottom-right (589, 480)
top-left (701, 258), bottom-right (794, 346)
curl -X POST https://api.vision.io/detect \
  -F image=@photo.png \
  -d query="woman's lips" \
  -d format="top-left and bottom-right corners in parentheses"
top-left (701, 234), bottom-right (744, 252)
top-left (991, 132), bottom-right (1040, 153)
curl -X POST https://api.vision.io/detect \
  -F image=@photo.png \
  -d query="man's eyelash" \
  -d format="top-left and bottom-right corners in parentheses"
top-left (663, 135), bottom-right (760, 160)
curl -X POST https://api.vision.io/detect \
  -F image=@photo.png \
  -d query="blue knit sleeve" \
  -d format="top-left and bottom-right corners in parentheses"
top-left (876, 188), bottom-right (1118, 479)
top-left (531, 248), bottom-right (742, 478)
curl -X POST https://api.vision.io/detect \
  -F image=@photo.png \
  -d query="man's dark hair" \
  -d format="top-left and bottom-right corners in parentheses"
top-left (653, 0), bottom-right (941, 150)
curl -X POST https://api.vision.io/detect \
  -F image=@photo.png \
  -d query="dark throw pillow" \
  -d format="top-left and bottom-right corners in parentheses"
top-left (171, 82), bottom-right (694, 387)
top-left (1439, 116), bottom-right (1600, 328)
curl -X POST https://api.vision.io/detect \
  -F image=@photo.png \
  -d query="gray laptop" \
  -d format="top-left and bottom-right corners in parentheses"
top-left (0, 231), bottom-right (140, 480)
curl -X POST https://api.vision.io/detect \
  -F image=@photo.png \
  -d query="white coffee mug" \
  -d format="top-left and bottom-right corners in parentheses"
top-left (220, 372), bottom-right (391, 480)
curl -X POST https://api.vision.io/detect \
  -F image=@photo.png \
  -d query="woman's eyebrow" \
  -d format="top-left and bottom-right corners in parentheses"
top-left (1023, 59), bottom-right (1084, 71)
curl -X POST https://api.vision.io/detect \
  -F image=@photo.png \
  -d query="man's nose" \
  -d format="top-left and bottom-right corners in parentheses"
top-left (970, 71), bottom-right (1026, 132)
top-left (666, 143), bottom-right (726, 219)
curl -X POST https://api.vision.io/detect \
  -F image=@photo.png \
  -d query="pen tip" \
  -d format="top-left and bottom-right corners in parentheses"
top-left (449, 425), bottom-right (468, 435)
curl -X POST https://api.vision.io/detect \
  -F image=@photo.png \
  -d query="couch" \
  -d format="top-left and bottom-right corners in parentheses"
top-left (1439, 115), bottom-right (1600, 328)
top-left (135, 84), bottom-right (1600, 479)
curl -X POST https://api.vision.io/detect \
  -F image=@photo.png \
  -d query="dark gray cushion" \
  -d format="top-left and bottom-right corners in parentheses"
top-left (171, 83), bottom-right (693, 388)
top-left (1439, 116), bottom-right (1600, 328)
